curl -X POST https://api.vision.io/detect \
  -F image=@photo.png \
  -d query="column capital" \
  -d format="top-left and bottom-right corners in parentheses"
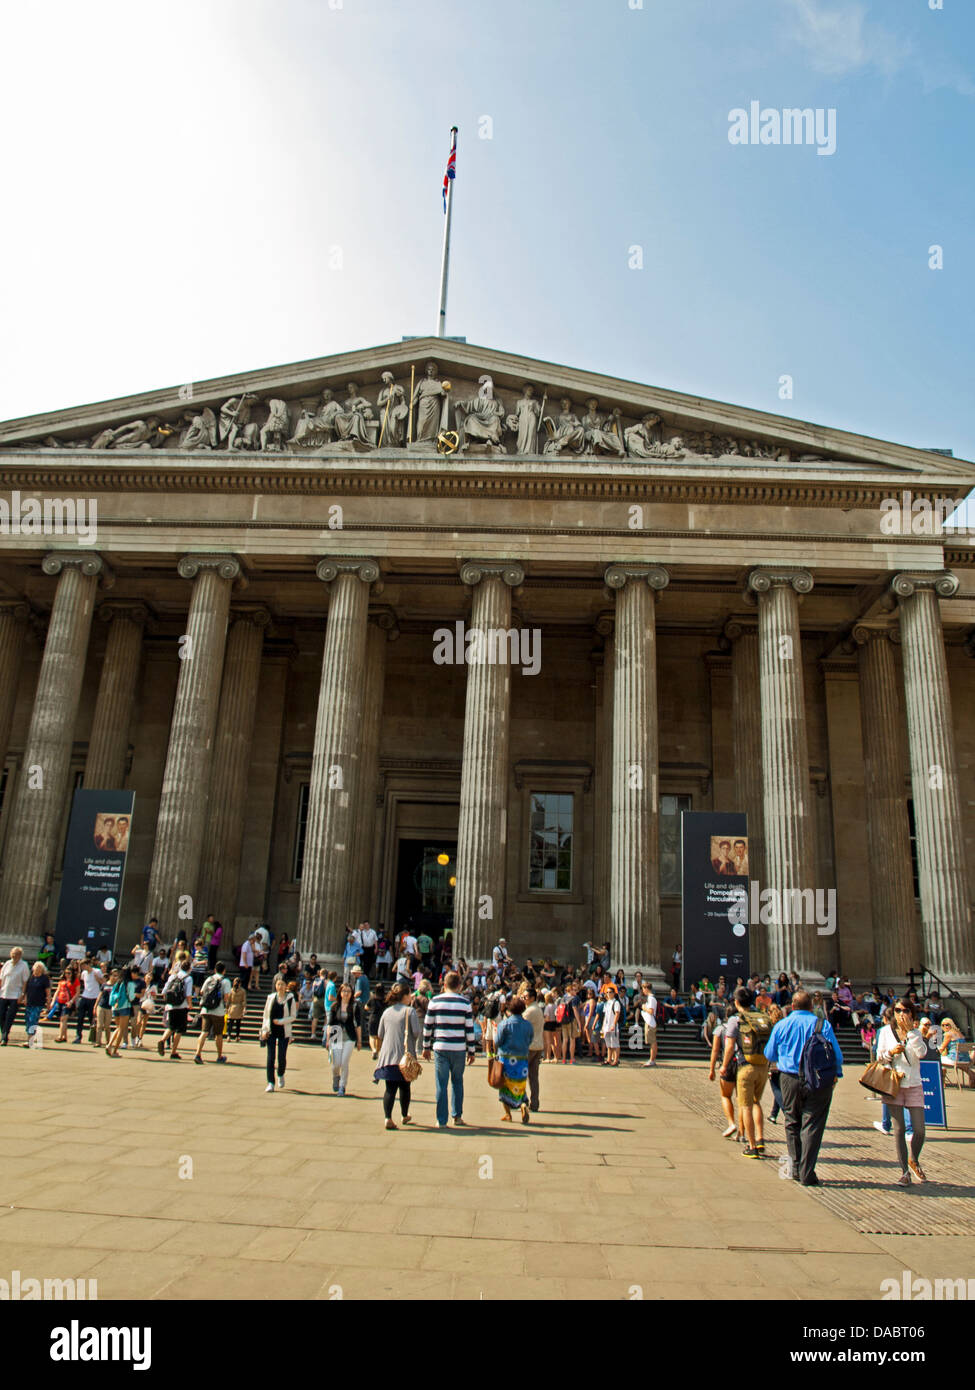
top-left (746, 568), bottom-right (813, 598)
top-left (459, 559), bottom-right (525, 588)
top-left (371, 606), bottom-right (401, 641)
top-left (604, 563), bottom-right (670, 593)
top-left (229, 603), bottom-right (272, 629)
top-left (723, 614), bottom-right (760, 643)
top-left (891, 570), bottom-right (959, 600)
top-left (315, 557), bottom-right (381, 586)
top-left (97, 600), bottom-right (150, 627)
top-left (0, 599), bottom-right (31, 621)
top-left (851, 623), bottom-right (897, 647)
top-left (177, 554), bottom-right (242, 583)
top-left (42, 552), bottom-right (113, 588)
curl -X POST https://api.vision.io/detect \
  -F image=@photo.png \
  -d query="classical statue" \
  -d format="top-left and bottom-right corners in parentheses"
top-left (456, 375), bottom-right (507, 450)
top-left (287, 388), bottom-right (342, 448)
top-left (179, 407), bottom-right (217, 450)
top-left (90, 417), bottom-right (163, 450)
top-left (411, 360), bottom-right (447, 444)
top-left (260, 399), bottom-right (291, 452)
top-left (506, 384), bottom-right (544, 454)
top-left (624, 412), bottom-right (664, 458)
top-left (582, 399), bottom-right (625, 457)
top-left (335, 383), bottom-right (377, 448)
top-left (376, 372), bottom-right (409, 447)
top-left (542, 398), bottom-right (586, 456)
top-left (220, 394), bottom-right (260, 451)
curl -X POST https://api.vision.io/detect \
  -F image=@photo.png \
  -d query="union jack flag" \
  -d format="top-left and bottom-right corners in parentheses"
top-left (442, 144), bottom-right (456, 212)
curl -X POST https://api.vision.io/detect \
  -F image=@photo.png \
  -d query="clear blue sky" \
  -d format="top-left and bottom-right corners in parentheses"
top-left (1, 0), bottom-right (973, 485)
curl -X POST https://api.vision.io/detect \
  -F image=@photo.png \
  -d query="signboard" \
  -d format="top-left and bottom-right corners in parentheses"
top-left (681, 811), bottom-right (750, 989)
top-left (54, 788), bottom-right (135, 959)
top-left (920, 1058), bottom-right (947, 1129)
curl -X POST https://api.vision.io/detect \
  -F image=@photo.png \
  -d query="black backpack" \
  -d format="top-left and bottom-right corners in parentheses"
top-left (163, 973), bottom-right (187, 1004)
top-left (201, 976), bottom-right (225, 1011)
top-left (484, 992), bottom-right (502, 1021)
top-left (801, 1016), bottom-right (839, 1090)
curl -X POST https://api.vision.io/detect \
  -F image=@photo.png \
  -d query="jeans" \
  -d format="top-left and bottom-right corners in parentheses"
top-left (0, 997), bottom-right (19, 1040)
top-left (266, 1031), bottom-right (288, 1083)
top-left (434, 1049), bottom-right (466, 1125)
top-left (331, 1038), bottom-right (355, 1088)
top-left (25, 1004), bottom-right (41, 1037)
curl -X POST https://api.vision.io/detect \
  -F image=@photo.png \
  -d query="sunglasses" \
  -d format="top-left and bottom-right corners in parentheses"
top-left (894, 1007), bottom-right (910, 1014)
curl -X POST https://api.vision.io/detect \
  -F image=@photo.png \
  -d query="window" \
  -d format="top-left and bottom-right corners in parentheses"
top-left (529, 792), bottom-right (573, 892)
top-left (659, 794), bottom-right (692, 896)
top-left (293, 783), bottom-right (310, 882)
top-left (907, 798), bottom-right (920, 899)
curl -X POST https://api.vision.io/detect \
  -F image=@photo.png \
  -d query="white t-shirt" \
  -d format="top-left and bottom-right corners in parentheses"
top-left (81, 967), bottom-right (104, 1000)
top-left (240, 940), bottom-right (255, 967)
top-left (641, 994), bottom-right (658, 1028)
top-left (603, 999), bottom-right (621, 1035)
top-left (404, 935), bottom-right (418, 957)
top-left (360, 927), bottom-right (377, 949)
top-left (1, 959), bottom-right (30, 999)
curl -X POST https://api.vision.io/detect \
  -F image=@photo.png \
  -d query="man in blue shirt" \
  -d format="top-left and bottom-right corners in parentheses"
top-left (764, 990), bottom-right (843, 1187)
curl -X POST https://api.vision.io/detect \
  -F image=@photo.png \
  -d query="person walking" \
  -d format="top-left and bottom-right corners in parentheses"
top-left (375, 983), bottom-right (422, 1129)
top-left (764, 989), bottom-right (843, 1186)
top-left (22, 961), bottom-right (52, 1048)
top-left (720, 987), bottom-right (772, 1158)
top-left (558, 981), bottom-right (582, 1064)
top-left (194, 962), bottom-right (231, 1064)
top-left (876, 997), bottom-right (929, 1185)
top-left (708, 1012), bottom-right (742, 1139)
top-left (105, 968), bottom-right (138, 1056)
top-left (94, 970), bottom-right (115, 1048)
top-left (542, 991), bottom-right (559, 1061)
top-left (496, 997), bottom-right (535, 1124)
top-left (52, 963), bottom-right (81, 1043)
top-left (260, 973), bottom-right (297, 1091)
top-left (602, 984), bottom-right (622, 1067)
top-left (326, 981), bottom-right (363, 1096)
top-left (342, 930), bottom-right (362, 984)
top-left (640, 983), bottom-right (659, 1068)
top-left (422, 970), bottom-right (476, 1128)
top-left (226, 977), bottom-right (247, 1041)
top-left (766, 1003), bottom-right (785, 1122)
top-left (75, 960), bottom-right (104, 1045)
top-left (367, 983), bottom-right (387, 1058)
top-left (156, 953), bottom-right (193, 1060)
top-left (359, 922), bottom-right (378, 979)
top-left (0, 947), bottom-right (31, 1046)
top-left (523, 987), bottom-right (545, 1112)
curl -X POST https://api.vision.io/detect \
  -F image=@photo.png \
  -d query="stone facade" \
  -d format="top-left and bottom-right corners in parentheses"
top-left (0, 339), bottom-right (973, 987)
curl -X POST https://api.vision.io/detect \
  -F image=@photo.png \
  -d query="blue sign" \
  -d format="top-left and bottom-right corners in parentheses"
top-left (920, 1058), bottom-right (947, 1128)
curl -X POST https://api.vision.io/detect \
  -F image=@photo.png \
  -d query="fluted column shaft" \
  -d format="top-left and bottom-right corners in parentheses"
top-left (855, 629), bottom-right (918, 977)
top-left (606, 564), bottom-right (668, 971)
top-left (728, 622), bottom-right (766, 971)
top-left (83, 603), bottom-right (147, 789)
top-left (347, 615), bottom-right (393, 927)
top-left (195, 607), bottom-right (269, 932)
top-left (748, 569), bottom-right (816, 974)
top-left (0, 601), bottom-right (30, 776)
top-left (296, 559), bottom-right (379, 956)
top-left (594, 623), bottom-right (615, 947)
top-left (144, 556), bottom-right (240, 928)
top-left (453, 561), bottom-right (524, 963)
top-left (893, 573), bottom-right (972, 977)
top-left (0, 555), bottom-right (104, 939)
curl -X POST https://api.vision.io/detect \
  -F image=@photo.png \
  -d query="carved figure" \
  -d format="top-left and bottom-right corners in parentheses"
top-left (582, 399), bottom-right (625, 457)
top-left (376, 372), bottom-right (409, 446)
top-left (288, 388), bottom-right (342, 448)
top-left (335, 383), bottom-right (376, 448)
top-left (411, 361), bottom-right (447, 443)
top-left (90, 417), bottom-right (163, 450)
top-left (260, 399), bottom-right (291, 452)
top-left (542, 398), bottom-right (586, 456)
top-left (179, 407), bottom-right (217, 451)
top-left (220, 394), bottom-right (260, 451)
top-left (506, 384), bottom-right (543, 454)
top-left (456, 375), bottom-right (507, 450)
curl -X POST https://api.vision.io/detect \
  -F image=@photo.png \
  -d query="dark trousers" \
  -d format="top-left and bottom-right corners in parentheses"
top-left (75, 995), bottom-right (95, 1039)
top-left (769, 1070), bottom-right (783, 1119)
top-left (266, 1031), bottom-right (288, 1083)
top-left (779, 1071), bottom-right (834, 1184)
top-left (0, 997), bottom-right (19, 1040)
top-left (382, 1075), bottom-right (412, 1119)
top-left (361, 947), bottom-right (376, 978)
top-left (528, 1049), bottom-right (543, 1112)
top-left (207, 945), bottom-right (219, 971)
top-left (228, 1017), bottom-right (243, 1041)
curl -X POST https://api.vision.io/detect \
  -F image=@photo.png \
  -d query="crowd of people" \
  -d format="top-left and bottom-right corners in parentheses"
top-left (0, 923), bottom-right (967, 1183)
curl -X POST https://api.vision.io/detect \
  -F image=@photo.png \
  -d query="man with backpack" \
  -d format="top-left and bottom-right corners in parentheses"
top-left (194, 962), bottom-right (231, 1064)
top-left (156, 953), bottom-right (193, 1060)
top-left (720, 987), bottom-right (772, 1158)
top-left (764, 989), bottom-right (844, 1186)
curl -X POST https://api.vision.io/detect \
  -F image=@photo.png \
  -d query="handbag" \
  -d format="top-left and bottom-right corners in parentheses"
top-left (398, 1008), bottom-right (422, 1083)
top-left (487, 1057), bottom-right (504, 1089)
top-left (859, 1060), bottom-right (902, 1099)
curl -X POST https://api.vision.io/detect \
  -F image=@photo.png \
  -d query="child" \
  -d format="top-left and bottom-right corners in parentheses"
top-left (543, 992), bottom-right (559, 1061)
top-left (860, 1015), bottom-right (877, 1059)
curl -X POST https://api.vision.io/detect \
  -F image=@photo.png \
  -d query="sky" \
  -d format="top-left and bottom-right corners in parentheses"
top-left (1, 0), bottom-right (973, 504)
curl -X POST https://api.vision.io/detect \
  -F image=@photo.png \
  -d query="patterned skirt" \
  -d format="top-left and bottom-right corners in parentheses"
top-left (499, 1054), bottom-right (529, 1109)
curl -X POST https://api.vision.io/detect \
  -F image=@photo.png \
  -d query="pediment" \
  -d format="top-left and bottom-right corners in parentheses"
top-left (1, 338), bottom-right (972, 489)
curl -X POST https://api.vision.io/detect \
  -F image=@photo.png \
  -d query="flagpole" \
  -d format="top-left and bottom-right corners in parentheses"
top-left (437, 126), bottom-right (457, 338)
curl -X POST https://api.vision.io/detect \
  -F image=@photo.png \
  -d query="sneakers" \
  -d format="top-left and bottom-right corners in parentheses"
top-left (194, 1055), bottom-right (204, 1065)
top-left (332, 1076), bottom-right (339, 1093)
top-left (157, 1040), bottom-right (165, 1057)
top-left (742, 1147), bottom-right (762, 1158)
top-left (721, 1124), bottom-right (738, 1139)
top-left (896, 1171), bottom-right (911, 1186)
top-left (385, 1118), bottom-right (397, 1130)
top-left (755, 1142), bottom-right (766, 1155)
top-left (265, 1082), bottom-right (275, 1093)
top-left (337, 1085), bottom-right (345, 1097)
top-left (216, 1056), bottom-right (227, 1064)
top-left (402, 1114), bottom-right (412, 1125)
top-left (873, 1120), bottom-right (892, 1135)
top-left (642, 1060), bottom-right (656, 1068)
top-left (908, 1159), bottom-right (927, 1183)
top-left (452, 1116), bottom-right (466, 1126)
top-left (72, 1037), bottom-right (82, 1044)
top-left (276, 1077), bottom-right (285, 1090)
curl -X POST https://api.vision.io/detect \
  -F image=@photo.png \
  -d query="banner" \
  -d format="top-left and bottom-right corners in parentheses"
top-left (681, 811), bottom-right (749, 989)
top-left (54, 788), bottom-right (135, 959)
top-left (920, 1057), bottom-right (947, 1129)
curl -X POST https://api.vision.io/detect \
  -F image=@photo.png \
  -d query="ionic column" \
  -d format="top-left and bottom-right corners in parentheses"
top-left (83, 602), bottom-right (148, 789)
top-left (853, 626), bottom-right (919, 979)
top-left (725, 616), bottom-right (766, 970)
top-left (747, 568), bottom-right (816, 974)
top-left (296, 558), bottom-right (380, 956)
top-left (346, 609), bottom-right (397, 927)
top-left (0, 600), bottom-right (30, 775)
top-left (593, 614), bottom-right (614, 948)
top-left (605, 563), bottom-right (669, 973)
top-left (195, 605), bottom-right (271, 931)
top-left (892, 572), bottom-right (973, 979)
top-left (453, 560), bottom-right (525, 964)
top-left (0, 555), bottom-right (105, 940)
top-left (144, 555), bottom-right (240, 927)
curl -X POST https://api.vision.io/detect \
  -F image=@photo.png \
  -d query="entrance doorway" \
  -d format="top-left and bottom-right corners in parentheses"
top-left (394, 839), bottom-right (457, 940)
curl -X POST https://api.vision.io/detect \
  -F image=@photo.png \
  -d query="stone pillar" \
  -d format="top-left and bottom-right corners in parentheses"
top-left (0, 555), bottom-right (105, 941)
top-left (593, 615), bottom-right (614, 949)
top-left (0, 601), bottom-right (30, 776)
top-left (725, 617), bottom-right (766, 970)
top-left (296, 558), bottom-right (380, 956)
top-left (346, 609), bottom-right (397, 928)
top-left (143, 555), bottom-right (240, 928)
top-left (605, 562), bottom-right (669, 973)
top-left (452, 560), bottom-right (525, 964)
top-left (892, 572), bottom-right (973, 981)
top-left (83, 602), bottom-right (148, 789)
top-left (852, 626), bottom-right (919, 980)
top-left (195, 605), bottom-right (271, 931)
top-left (747, 568), bottom-right (817, 975)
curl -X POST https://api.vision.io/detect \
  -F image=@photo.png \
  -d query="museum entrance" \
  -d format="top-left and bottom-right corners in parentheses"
top-left (393, 839), bottom-right (457, 940)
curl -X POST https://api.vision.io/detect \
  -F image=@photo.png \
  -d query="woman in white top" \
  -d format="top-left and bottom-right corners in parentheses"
top-left (260, 974), bottom-right (298, 1092)
top-left (876, 996), bottom-right (928, 1185)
